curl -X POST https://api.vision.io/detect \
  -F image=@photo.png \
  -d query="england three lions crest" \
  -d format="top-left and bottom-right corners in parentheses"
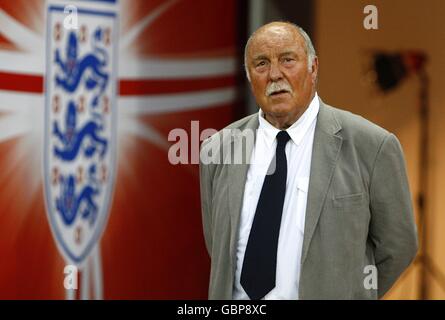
top-left (44, 2), bottom-right (118, 266)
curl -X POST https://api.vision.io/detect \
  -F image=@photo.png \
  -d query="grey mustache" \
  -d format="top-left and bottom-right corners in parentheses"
top-left (266, 82), bottom-right (292, 96)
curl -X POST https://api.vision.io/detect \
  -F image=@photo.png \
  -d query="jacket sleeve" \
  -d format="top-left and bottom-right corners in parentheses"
top-left (369, 133), bottom-right (418, 298)
top-left (199, 140), bottom-right (213, 257)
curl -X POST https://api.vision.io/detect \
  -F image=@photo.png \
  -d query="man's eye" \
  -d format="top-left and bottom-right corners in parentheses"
top-left (256, 61), bottom-right (266, 67)
top-left (283, 58), bottom-right (294, 63)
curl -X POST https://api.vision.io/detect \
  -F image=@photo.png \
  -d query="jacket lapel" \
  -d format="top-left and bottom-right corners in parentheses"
top-left (301, 101), bottom-right (343, 265)
top-left (227, 115), bottom-right (259, 274)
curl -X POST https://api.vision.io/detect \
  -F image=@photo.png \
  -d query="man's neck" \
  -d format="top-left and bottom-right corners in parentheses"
top-left (262, 93), bottom-right (316, 130)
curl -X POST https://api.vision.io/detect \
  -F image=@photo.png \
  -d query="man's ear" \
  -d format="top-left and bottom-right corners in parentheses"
top-left (246, 66), bottom-right (252, 84)
top-left (311, 56), bottom-right (319, 83)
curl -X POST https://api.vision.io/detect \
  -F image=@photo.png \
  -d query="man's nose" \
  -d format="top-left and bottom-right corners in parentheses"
top-left (269, 62), bottom-right (283, 81)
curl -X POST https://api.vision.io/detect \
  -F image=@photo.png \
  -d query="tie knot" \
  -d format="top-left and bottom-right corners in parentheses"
top-left (276, 130), bottom-right (291, 147)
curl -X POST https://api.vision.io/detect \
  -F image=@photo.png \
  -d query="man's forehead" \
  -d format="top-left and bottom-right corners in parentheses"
top-left (256, 27), bottom-right (298, 43)
top-left (249, 37), bottom-right (304, 58)
top-left (248, 24), bottom-right (304, 56)
top-left (261, 24), bottom-right (296, 36)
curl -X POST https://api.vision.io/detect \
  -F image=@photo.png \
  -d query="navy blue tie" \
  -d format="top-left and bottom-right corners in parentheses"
top-left (241, 130), bottom-right (291, 300)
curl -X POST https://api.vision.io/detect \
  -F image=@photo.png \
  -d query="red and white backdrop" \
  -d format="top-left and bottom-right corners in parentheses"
top-left (0, 0), bottom-right (238, 299)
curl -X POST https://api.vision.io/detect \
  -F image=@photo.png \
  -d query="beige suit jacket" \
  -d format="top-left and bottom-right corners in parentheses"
top-left (199, 100), bottom-right (418, 299)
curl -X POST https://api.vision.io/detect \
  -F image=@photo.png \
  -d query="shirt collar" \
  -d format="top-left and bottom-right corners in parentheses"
top-left (258, 93), bottom-right (320, 150)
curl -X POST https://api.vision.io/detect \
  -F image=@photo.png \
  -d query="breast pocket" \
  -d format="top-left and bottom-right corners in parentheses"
top-left (333, 192), bottom-right (366, 210)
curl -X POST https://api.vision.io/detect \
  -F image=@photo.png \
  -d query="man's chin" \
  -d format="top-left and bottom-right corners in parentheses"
top-left (267, 104), bottom-right (294, 116)
top-left (263, 109), bottom-right (293, 122)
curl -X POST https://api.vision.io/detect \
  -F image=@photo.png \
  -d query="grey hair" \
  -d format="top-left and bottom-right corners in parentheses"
top-left (244, 22), bottom-right (317, 82)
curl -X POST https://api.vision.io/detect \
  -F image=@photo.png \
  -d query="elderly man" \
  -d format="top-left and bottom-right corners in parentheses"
top-left (199, 21), bottom-right (418, 300)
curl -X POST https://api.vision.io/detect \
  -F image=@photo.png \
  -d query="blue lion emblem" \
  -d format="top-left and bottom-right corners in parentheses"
top-left (56, 165), bottom-right (100, 226)
top-left (54, 28), bottom-right (109, 107)
top-left (53, 100), bottom-right (108, 161)
top-left (45, 4), bottom-right (118, 265)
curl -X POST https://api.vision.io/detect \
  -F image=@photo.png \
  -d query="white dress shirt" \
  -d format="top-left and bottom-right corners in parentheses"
top-left (233, 93), bottom-right (320, 300)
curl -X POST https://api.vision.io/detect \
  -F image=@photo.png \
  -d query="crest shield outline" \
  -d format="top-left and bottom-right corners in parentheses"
top-left (43, 2), bottom-right (118, 266)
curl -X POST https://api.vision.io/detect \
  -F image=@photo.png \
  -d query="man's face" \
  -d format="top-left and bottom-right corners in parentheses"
top-left (247, 24), bottom-right (318, 126)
